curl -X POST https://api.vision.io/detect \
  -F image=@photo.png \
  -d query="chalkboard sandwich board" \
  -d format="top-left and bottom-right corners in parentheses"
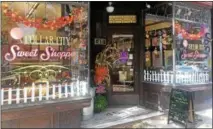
top-left (167, 88), bottom-right (191, 127)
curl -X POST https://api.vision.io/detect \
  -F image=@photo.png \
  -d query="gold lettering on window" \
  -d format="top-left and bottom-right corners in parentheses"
top-left (109, 15), bottom-right (137, 24)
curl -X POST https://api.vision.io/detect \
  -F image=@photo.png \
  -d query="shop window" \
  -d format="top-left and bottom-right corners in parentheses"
top-left (143, 2), bottom-right (212, 85)
top-left (1, 2), bottom-right (89, 104)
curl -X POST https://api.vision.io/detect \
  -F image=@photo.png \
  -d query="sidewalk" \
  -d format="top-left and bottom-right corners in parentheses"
top-left (112, 108), bottom-right (212, 128)
top-left (81, 105), bottom-right (212, 128)
top-left (81, 105), bottom-right (163, 128)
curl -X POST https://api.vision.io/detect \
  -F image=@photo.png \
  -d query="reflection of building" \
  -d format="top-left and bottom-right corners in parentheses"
top-left (1, 2), bottom-right (90, 128)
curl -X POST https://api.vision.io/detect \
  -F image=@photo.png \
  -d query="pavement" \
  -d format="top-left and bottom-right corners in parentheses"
top-left (112, 108), bottom-right (212, 128)
top-left (81, 105), bottom-right (163, 128)
top-left (81, 105), bottom-right (212, 128)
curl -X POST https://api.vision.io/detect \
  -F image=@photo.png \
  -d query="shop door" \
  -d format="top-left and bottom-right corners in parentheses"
top-left (107, 27), bottom-right (140, 105)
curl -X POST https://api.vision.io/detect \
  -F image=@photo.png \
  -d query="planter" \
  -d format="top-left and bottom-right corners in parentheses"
top-left (82, 87), bottom-right (96, 120)
top-left (94, 94), bottom-right (108, 113)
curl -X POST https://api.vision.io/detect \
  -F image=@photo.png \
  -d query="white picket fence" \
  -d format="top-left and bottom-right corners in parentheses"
top-left (1, 81), bottom-right (88, 106)
top-left (144, 70), bottom-right (210, 84)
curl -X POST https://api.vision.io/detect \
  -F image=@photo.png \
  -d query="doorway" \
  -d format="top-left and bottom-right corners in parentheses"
top-left (107, 26), bottom-right (140, 105)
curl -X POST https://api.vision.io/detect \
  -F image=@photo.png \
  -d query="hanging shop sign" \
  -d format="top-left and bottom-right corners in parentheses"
top-left (4, 45), bottom-right (74, 62)
top-left (108, 15), bottom-right (137, 24)
top-left (181, 50), bottom-right (208, 60)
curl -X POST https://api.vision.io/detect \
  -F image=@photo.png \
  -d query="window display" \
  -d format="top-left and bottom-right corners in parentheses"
top-left (143, 2), bottom-right (211, 85)
top-left (1, 2), bottom-right (89, 105)
top-left (144, 26), bottom-right (173, 69)
top-left (175, 21), bottom-right (211, 72)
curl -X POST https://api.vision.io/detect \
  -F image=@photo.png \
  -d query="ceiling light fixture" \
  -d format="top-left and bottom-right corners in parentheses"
top-left (106, 2), bottom-right (114, 13)
top-left (168, 3), bottom-right (172, 6)
top-left (146, 3), bottom-right (151, 9)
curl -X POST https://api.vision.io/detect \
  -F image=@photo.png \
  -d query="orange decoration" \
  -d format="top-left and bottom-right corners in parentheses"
top-left (175, 22), bottom-right (203, 40)
top-left (1, 3), bottom-right (79, 30)
top-left (94, 65), bottom-right (109, 85)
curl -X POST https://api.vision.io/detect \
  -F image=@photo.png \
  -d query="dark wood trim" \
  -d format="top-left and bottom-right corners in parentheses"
top-left (2, 96), bottom-right (91, 111)
top-left (2, 98), bottom-right (91, 120)
top-left (142, 82), bottom-right (212, 111)
top-left (139, 10), bottom-right (146, 106)
top-left (211, 3), bottom-right (213, 82)
top-left (105, 10), bottom-right (142, 104)
top-left (106, 26), bottom-right (140, 105)
top-left (2, 98), bottom-right (91, 128)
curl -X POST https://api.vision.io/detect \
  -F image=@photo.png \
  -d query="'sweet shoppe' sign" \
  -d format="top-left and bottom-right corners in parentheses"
top-left (181, 50), bottom-right (207, 60)
top-left (4, 45), bottom-right (73, 61)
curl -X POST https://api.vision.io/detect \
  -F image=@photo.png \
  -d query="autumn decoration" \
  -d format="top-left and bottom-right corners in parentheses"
top-left (94, 43), bottom-right (120, 112)
top-left (1, 3), bottom-right (83, 30)
top-left (175, 21), bottom-right (205, 40)
top-left (94, 43), bottom-right (119, 87)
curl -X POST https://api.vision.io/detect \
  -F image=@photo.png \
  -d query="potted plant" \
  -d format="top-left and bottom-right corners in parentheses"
top-left (82, 70), bottom-right (96, 120)
top-left (94, 84), bottom-right (107, 113)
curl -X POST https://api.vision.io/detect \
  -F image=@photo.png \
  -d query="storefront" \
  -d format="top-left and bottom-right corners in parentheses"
top-left (1, 2), bottom-right (91, 128)
top-left (141, 2), bottom-right (212, 111)
top-left (91, 2), bottom-right (144, 105)
top-left (91, 2), bottom-right (212, 110)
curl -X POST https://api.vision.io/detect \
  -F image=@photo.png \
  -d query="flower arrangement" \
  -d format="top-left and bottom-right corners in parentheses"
top-left (94, 43), bottom-right (119, 87)
top-left (94, 43), bottom-right (120, 113)
top-left (94, 65), bottom-right (109, 85)
top-left (96, 84), bottom-right (106, 94)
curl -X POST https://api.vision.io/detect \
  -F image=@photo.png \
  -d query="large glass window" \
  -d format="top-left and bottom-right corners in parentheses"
top-left (143, 2), bottom-right (212, 85)
top-left (1, 2), bottom-right (89, 105)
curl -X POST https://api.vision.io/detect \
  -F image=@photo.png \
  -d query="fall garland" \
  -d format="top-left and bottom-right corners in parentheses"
top-left (175, 22), bottom-right (205, 40)
top-left (1, 3), bottom-right (82, 30)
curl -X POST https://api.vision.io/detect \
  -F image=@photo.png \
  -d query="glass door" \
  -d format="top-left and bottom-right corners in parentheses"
top-left (111, 34), bottom-right (135, 93)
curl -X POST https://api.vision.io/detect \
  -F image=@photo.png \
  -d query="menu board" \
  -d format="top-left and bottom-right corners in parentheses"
top-left (175, 21), bottom-right (211, 71)
top-left (168, 88), bottom-right (189, 125)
